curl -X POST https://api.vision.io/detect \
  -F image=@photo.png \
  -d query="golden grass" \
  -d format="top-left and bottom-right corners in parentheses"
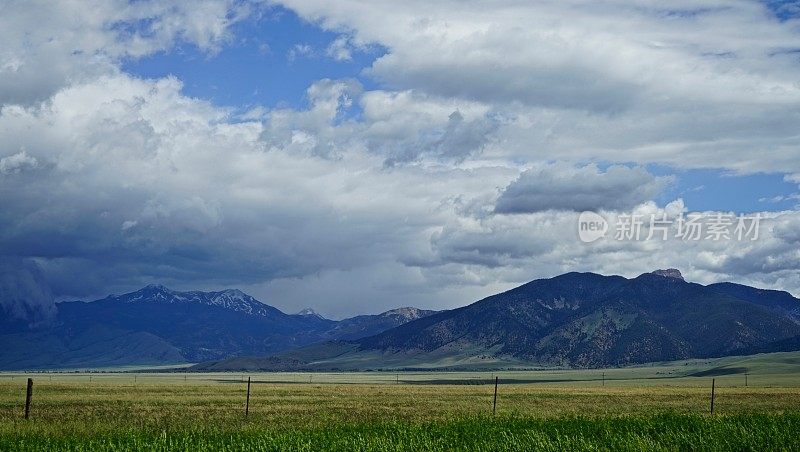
top-left (3, 377), bottom-right (800, 437)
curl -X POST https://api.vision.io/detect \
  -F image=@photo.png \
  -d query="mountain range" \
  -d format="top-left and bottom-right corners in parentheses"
top-left (195, 269), bottom-right (800, 371)
top-left (0, 284), bottom-right (435, 370)
top-left (3, 269), bottom-right (800, 371)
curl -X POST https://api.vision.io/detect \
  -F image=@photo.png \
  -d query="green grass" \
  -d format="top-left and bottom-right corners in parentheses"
top-left (3, 352), bottom-right (800, 450)
top-left (3, 382), bottom-right (800, 450)
top-left (4, 414), bottom-right (800, 451)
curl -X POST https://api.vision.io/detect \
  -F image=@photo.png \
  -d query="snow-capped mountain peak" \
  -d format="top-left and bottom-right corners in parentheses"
top-left (295, 308), bottom-right (327, 319)
top-left (111, 285), bottom-right (282, 318)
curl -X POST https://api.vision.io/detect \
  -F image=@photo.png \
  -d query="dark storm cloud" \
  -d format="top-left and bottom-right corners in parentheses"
top-left (494, 164), bottom-right (671, 214)
top-left (0, 257), bottom-right (56, 327)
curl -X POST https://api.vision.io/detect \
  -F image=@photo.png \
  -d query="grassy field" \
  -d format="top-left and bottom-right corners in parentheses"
top-left (2, 352), bottom-right (800, 450)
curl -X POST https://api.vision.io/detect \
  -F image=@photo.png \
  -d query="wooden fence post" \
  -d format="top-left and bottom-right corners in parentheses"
top-left (492, 376), bottom-right (499, 415)
top-left (710, 378), bottom-right (715, 415)
top-left (24, 378), bottom-right (33, 419)
top-left (245, 377), bottom-right (251, 416)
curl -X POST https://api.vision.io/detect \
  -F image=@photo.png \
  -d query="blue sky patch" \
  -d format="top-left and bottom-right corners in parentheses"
top-left (651, 165), bottom-right (799, 213)
top-left (123, 6), bottom-right (385, 111)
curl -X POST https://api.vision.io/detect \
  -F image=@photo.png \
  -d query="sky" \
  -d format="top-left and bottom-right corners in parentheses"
top-left (1, 0), bottom-right (800, 319)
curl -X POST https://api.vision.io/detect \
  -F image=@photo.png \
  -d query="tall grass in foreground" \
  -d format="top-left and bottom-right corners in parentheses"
top-left (3, 381), bottom-right (799, 450)
top-left (3, 414), bottom-right (798, 451)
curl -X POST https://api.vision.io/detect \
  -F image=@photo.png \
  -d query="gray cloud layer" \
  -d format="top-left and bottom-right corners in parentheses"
top-left (495, 164), bottom-right (671, 213)
top-left (281, 0), bottom-right (800, 174)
